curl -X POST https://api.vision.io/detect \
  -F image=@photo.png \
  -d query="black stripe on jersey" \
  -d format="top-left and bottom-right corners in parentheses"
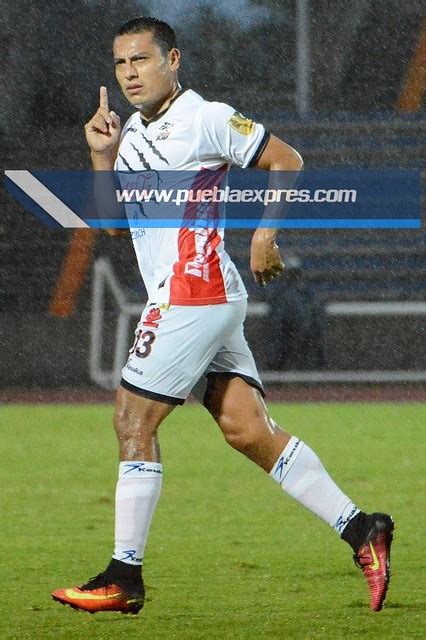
top-left (248, 130), bottom-right (271, 167)
top-left (130, 143), bottom-right (152, 170)
top-left (119, 153), bottom-right (136, 171)
top-left (140, 133), bottom-right (170, 165)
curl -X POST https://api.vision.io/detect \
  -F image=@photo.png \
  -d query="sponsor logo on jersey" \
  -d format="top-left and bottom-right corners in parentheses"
top-left (183, 227), bottom-right (216, 282)
top-left (131, 229), bottom-right (146, 239)
top-left (228, 111), bottom-right (255, 136)
top-left (142, 307), bottom-right (162, 327)
top-left (156, 121), bottom-right (174, 140)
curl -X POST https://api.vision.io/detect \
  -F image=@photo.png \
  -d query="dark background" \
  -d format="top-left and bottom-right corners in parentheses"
top-left (1, 0), bottom-right (425, 388)
top-left (1, 0), bottom-right (424, 136)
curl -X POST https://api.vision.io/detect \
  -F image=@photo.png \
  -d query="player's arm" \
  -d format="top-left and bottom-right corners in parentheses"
top-left (85, 87), bottom-right (125, 236)
top-left (85, 86), bottom-right (121, 166)
top-left (197, 103), bottom-right (302, 283)
top-left (250, 135), bottom-right (303, 286)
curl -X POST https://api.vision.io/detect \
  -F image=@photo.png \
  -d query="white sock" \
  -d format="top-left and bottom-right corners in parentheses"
top-left (113, 461), bottom-right (162, 565)
top-left (270, 437), bottom-right (359, 534)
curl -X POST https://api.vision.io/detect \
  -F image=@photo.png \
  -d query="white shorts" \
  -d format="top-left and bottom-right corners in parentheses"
top-left (121, 299), bottom-right (263, 405)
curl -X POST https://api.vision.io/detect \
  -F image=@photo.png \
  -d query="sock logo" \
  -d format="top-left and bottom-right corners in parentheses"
top-left (121, 549), bottom-right (142, 563)
top-left (122, 462), bottom-right (162, 475)
top-left (123, 463), bottom-right (147, 474)
top-left (273, 439), bottom-right (301, 483)
top-left (334, 506), bottom-right (359, 534)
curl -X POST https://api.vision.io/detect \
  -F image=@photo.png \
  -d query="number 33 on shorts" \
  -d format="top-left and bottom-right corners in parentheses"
top-left (129, 329), bottom-right (156, 359)
top-left (129, 304), bottom-right (165, 359)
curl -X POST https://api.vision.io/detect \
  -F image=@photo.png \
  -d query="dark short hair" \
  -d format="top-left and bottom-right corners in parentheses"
top-left (115, 17), bottom-right (177, 55)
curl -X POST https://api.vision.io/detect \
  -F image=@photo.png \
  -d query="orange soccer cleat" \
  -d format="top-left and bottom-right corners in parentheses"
top-left (353, 513), bottom-right (394, 611)
top-left (52, 571), bottom-right (144, 615)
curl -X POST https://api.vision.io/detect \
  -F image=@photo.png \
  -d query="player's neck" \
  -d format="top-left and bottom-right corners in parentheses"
top-left (139, 83), bottom-right (182, 122)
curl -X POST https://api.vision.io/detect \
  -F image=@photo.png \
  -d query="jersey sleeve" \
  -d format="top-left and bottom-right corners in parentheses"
top-left (197, 101), bottom-right (270, 168)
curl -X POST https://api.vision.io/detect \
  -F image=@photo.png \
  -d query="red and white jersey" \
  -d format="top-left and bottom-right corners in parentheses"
top-left (115, 88), bottom-right (269, 305)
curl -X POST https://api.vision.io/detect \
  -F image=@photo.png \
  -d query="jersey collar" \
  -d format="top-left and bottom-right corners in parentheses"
top-left (139, 87), bottom-right (188, 127)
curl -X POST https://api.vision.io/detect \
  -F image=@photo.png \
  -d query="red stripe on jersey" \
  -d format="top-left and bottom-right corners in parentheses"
top-left (170, 227), bottom-right (227, 305)
top-left (170, 167), bottom-right (228, 305)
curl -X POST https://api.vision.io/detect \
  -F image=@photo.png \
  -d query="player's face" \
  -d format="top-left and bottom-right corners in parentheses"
top-left (113, 32), bottom-right (180, 113)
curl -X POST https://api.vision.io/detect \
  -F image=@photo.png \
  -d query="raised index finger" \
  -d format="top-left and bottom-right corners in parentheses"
top-left (100, 86), bottom-right (109, 111)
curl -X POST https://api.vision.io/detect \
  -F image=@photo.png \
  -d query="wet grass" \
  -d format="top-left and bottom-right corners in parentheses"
top-left (0, 402), bottom-right (425, 639)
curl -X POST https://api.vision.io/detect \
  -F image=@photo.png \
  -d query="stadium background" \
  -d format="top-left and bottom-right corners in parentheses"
top-left (1, 0), bottom-right (425, 397)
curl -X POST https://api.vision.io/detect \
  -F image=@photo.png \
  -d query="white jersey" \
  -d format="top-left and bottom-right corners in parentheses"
top-left (115, 88), bottom-right (269, 305)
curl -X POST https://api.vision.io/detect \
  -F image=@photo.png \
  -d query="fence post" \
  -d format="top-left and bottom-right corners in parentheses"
top-left (296, 0), bottom-right (311, 116)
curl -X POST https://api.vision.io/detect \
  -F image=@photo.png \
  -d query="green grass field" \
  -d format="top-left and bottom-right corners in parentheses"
top-left (0, 403), bottom-right (425, 639)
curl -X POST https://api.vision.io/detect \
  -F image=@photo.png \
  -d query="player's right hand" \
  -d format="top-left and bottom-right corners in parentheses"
top-left (85, 86), bottom-right (121, 153)
top-left (250, 229), bottom-right (285, 287)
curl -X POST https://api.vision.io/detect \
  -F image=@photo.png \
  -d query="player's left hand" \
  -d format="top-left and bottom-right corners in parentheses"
top-left (250, 229), bottom-right (285, 286)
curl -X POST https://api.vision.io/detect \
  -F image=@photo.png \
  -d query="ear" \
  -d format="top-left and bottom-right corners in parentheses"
top-left (169, 47), bottom-right (180, 71)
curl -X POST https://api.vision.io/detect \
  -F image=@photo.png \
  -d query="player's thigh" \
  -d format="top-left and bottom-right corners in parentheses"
top-left (114, 383), bottom-right (176, 441)
top-left (199, 324), bottom-right (289, 445)
top-left (191, 311), bottom-right (263, 404)
top-left (203, 374), bottom-right (278, 443)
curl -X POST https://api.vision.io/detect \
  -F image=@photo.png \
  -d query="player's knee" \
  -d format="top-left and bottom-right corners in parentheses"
top-left (113, 401), bottom-right (159, 442)
top-left (219, 414), bottom-right (261, 453)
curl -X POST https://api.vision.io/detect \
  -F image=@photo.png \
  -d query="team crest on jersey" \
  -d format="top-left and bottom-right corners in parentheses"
top-left (228, 111), bottom-right (254, 136)
top-left (156, 121), bottom-right (174, 140)
top-left (143, 307), bottom-right (162, 327)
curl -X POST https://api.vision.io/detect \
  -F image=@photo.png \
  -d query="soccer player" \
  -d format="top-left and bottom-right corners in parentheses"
top-left (52, 17), bottom-right (394, 614)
